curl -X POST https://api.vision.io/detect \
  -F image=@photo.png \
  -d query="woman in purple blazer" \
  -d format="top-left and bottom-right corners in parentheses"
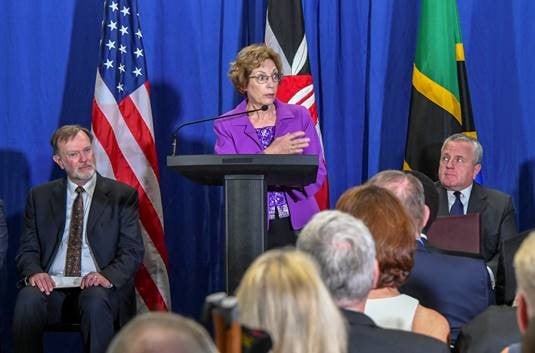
top-left (214, 44), bottom-right (326, 248)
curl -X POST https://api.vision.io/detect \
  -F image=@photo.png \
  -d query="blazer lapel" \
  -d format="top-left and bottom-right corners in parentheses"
top-left (436, 183), bottom-right (450, 216)
top-left (87, 175), bottom-right (110, 235)
top-left (49, 179), bottom-right (67, 238)
top-left (467, 182), bottom-right (488, 214)
top-left (230, 115), bottom-right (262, 149)
top-left (273, 101), bottom-right (294, 138)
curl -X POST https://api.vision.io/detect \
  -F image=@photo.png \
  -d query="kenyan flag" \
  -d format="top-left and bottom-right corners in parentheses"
top-left (265, 0), bottom-right (329, 209)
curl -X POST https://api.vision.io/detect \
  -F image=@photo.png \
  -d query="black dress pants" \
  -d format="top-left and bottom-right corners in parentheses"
top-left (12, 285), bottom-right (118, 353)
top-left (266, 216), bottom-right (297, 250)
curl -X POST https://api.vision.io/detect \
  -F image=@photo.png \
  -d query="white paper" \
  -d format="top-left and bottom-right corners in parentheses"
top-left (51, 276), bottom-right (82, 288)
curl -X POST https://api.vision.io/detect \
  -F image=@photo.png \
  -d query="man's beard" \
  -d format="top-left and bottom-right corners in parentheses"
top-left (72, 163), bottom-right (96, 182)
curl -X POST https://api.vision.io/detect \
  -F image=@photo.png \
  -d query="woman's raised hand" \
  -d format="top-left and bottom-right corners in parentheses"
top-left (264, 131), bottom-right (310, 154)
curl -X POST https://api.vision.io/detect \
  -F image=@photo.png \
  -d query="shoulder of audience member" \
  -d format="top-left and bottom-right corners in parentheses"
top-left (412, 305), bottom-right (450, 343)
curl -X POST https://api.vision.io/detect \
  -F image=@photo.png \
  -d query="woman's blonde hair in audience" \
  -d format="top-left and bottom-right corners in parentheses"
top-left (236, 249), bottom-right (347, 353)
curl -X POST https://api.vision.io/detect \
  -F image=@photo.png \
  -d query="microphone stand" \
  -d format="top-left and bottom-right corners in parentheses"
top-left (171, 104), bottom-right (268, 155)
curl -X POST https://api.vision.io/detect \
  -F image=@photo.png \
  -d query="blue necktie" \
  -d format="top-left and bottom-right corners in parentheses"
top-left (450, 191), bottom-right (464, 216)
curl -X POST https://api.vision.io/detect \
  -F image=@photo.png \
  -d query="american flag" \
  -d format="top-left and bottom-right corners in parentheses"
top-left (265, 0), bottom-right (330, 209)
top-left (91, 0), bottom-right (171, 311)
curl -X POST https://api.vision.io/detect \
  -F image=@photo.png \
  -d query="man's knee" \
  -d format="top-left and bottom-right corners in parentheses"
top-left (15, 286), bottom-right (46, 312)
top-left (79, 286), bottom-right (112, 314)
top-left (13, 286), bottom-right (48, 328)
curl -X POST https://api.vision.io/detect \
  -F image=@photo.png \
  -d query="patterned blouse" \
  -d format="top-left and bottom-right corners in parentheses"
top-left (255, 126), bottom-right (290, 220)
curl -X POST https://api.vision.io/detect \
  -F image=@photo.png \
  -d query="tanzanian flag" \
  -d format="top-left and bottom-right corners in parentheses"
top-left (403, 0), bottom-right (477, 181)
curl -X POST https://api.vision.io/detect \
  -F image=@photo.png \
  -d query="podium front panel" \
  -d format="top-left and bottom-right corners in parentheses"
top-left (225, 175), bottom-right (267, 292)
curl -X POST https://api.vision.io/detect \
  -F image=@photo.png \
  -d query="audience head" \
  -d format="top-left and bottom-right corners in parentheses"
top-left (514, 232), bottom-right (535, 332)
top-left (297, 210), bottom-right (377, 308)
top-left (336, 185), bottom-right (415, 289)
top-left (438, 133), bottom-right (482, 191)
top-left (236, 249), bottom-right (347, 353)
top-left (406, 170), bottom-right (439, 233)
top-left (106, 312), bottom-right (218, 353)
top-left (228, 44), bottom-right (282, 94)
top-left (367, 170), bottom-right (427, 234)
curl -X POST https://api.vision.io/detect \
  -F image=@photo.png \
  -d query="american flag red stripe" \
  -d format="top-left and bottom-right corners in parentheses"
top-left (135, 264), bottom-right (168, 310)
top-left (91, 0), bottom-right (170, 311)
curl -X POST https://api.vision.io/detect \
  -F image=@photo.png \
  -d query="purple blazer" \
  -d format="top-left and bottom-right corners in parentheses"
top-left (214, 99), bottom-right (326, 230)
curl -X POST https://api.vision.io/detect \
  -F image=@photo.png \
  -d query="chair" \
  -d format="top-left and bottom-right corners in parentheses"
top-left (45, 322), bottom-right (81, 332)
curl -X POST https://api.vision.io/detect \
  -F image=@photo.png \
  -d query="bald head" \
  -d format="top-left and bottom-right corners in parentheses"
top-left (106, 312), bottom-right (217, 353)
top-left (367, 170), bottom-right (426, 233)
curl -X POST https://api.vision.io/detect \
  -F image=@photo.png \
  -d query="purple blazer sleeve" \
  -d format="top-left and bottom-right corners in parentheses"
top-left (285, 105), bottom-right (326, 202)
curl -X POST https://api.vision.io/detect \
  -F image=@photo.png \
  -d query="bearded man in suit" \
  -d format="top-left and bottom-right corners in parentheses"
top-left (436, 133), bottom-right (517, 274)
top-left (12, 125), bottom-right (144, 353)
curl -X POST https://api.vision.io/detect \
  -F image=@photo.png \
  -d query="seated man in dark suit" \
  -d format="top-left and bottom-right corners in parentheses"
top-left (13, 125), bottom-right (144, 353)
top-left (369, 170), bottom-right (492, 343)
top-left (298, 210), bottom-right (450, 353)
top-left (435, 133), bottom-right (517, 275)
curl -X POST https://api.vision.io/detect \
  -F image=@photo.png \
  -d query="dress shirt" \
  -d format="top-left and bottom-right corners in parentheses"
top-left (49, 174), bottom-right (98, 276)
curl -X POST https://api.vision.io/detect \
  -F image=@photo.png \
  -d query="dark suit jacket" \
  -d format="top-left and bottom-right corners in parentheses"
top-left (401, 241), bottom-right (492, 343)
top-left (343, 309), bottom-right (450, 353)
top-left (496, 230), bottom-right (531, 305)
top-left (15, 174), bottom-right (144, 323)
top-left (436, 182), bottom-right (517, 272)
top-left (0, 199), bottom-right (7, 269)
top-left (454, 305), bottom-right (521, 353)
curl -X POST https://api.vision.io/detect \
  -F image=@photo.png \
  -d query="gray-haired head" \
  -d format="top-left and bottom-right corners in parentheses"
top-left (367, 170), bottom-right (425, 233)
top-left (441, 133), bottom-right (483, 164)
top-left (297, 210), bottom-right (376, 305)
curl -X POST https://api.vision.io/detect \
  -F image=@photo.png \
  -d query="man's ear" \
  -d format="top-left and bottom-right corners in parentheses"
top-left (473, 163), bottom-right (482, 179)
top-left (371, 259), bottom-right (380, 289)
top-left (422, 205), bottom-right (430, 230)
top-left (517, 293), bottom-right (530, 333)
top-left (53, 155), bottom-right (64, 170)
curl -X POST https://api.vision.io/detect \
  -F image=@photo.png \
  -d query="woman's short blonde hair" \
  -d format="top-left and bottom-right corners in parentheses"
top-left (237, 249), bottom-right (347, 353)
top-left (228, 44), bottom-right (282, 93)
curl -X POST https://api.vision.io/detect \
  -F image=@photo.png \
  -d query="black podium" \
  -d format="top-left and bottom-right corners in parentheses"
top-left (167, 154), bottom-right (318, 292)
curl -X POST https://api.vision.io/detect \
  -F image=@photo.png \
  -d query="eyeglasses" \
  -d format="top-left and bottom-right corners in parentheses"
top-left (249, 72), bottom-right (283, 84)
top-left (439, 155), bottom-right (467, 166)
top-left (64, 146), bottom-right (93, 161)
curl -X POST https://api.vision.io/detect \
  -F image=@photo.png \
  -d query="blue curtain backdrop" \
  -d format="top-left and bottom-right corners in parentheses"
top-left (1, 0), bottom-right (535, 351)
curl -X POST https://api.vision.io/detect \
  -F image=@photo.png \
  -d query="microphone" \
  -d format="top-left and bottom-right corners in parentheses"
top-left (171, 104), bottom-right (269, 155)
